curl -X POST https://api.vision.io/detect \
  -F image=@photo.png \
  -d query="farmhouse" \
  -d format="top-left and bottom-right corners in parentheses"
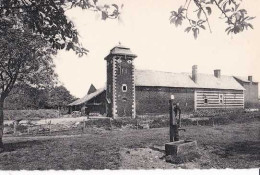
top-left (68, 45), bottom-right (259, 118)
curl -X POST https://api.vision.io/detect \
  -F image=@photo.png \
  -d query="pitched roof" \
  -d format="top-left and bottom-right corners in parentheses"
top-left (87, 84), bottom-right (97, 95)
top-left (105, 44), bottom-right (137, 59)
top-left (135, 69), bottom-right (245, 90)
top-left (69, 70), bottom-right (246, 106)
top-left (68, 87), bottom-right (106, 106)
top-left (233, 76), bottom-right (257, 83)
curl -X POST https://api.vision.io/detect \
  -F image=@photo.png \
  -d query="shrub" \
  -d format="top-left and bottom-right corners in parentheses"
top-left (4, 109), bottom-right (60, 120)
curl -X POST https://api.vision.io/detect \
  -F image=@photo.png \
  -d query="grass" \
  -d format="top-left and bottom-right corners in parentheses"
top-left (0, 116), bottom-right (259, 170)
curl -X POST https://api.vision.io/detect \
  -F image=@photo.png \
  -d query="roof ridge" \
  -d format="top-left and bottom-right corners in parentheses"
top-left (136, 69), bottom-right (234, 77)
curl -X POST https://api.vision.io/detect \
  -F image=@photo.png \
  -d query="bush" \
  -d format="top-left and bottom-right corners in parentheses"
top-left (149, 117), bottom-right (169, 128)
top-left (4, 109), bottom-right (60, 120)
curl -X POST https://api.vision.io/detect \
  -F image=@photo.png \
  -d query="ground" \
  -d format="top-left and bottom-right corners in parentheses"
top-left (0, 118), bottom-right (259, 170)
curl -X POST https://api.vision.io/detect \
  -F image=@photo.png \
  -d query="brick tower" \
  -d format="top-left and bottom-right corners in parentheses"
top-left (104, 44), bottom-right (137, 118)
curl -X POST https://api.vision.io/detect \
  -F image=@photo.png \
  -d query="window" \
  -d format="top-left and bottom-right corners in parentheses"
top-left (121, 68), bottom-right (128, 75)
top-left (122, 97), bottom-right (127, 102)
top-left (127, 60), bottom-right (132, 64)
top-left (219, 94), bottom-right (224, 104)
top-left (122, 84), bottom-right (127, 92)
top-left (203, 94), bottom-right (208, 104)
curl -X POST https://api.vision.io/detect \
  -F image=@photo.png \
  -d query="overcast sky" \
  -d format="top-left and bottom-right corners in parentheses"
top-left (54, 0), bottom-right (260, 98)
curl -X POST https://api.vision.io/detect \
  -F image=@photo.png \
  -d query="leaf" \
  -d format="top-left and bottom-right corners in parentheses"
top-left (247, 16), bottom-right (256, 21)
top-left (192, 28), bottom-right (198, 39)
top-left (184, 27), bottom-right (192, 33)
top-left (170, 17), bottom-right (176, 24)
top-left (225, 26), bottom-right (231, 32)
top-left (178, 6), bottom-right (183, 14)
top-left (101, 11), bottom-right (108, 20)
top-left (206, 7), bottom-right (212, 15)
top-left (200, 25), bottom-right (206, 30)
top-left (235, 4), bottom-right (240, 11)
top-left (218, 0), bottom-right (224, 4)
top-left (112, 4), bottom-right (119, 10)
top-left (93, 0), bottom-right (98, 5)
top-left (224, 9), bottom-right (231, 13)
top-left (170, 11), bottom-right (178, 17)
top-left (223, 2), bottom-right (227, 11)
top-left (248, 23), bottom-right (254, 29)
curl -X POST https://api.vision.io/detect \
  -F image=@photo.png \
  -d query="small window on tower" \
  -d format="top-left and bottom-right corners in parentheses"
top-left (122, 84), bottom-right (127, 92)
top-left (127, 60), bottom-right (132, 64)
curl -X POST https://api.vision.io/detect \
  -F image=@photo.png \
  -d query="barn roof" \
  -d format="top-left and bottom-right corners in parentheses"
top-left (68, 87), bottom-right (106, 106)
top-left (69, 69), bottom-right (246, 106)
top-left (233, 76), bottom-right (258, 83)
top-left (135, 69), bottom-right (245, 90)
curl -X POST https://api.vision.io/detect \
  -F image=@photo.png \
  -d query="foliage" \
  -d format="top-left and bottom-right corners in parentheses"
top-left (0, 0), bottom-right (123, 56)
top-left (4, 84), bottom-right (43, 110)
top-left (4, 84), bottom-right (75, 110)
top-left (4, 109), bottom-right (60, 120)
top-left (170, 0), bottom-right (255, 39)
top-left (0, 18), bottom-right (58, 149)
top-left (46, 85), bottom-right (76, 108)
top-left (0, 18), bottom-right (57, 100)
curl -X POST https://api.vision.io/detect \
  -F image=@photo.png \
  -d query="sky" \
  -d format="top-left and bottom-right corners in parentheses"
top-left (54, 0), bottom-right (260, 98)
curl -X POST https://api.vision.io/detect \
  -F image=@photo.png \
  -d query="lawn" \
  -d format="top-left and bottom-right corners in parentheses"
top-left (0, 119), bottom-right (259, 170)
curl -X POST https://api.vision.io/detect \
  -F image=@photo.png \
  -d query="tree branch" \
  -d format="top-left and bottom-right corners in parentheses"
top-left (213, 0), bottom-right (234, 25)
top-left (194, 0), bottom-right (212, 33)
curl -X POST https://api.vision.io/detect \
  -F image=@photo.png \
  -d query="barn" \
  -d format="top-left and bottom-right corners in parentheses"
top-left (68, 44), bottom-right (259, 118)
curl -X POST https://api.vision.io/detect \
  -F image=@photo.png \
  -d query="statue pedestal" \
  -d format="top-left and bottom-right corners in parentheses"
top-left (165, 140), bottom-right (199, 163)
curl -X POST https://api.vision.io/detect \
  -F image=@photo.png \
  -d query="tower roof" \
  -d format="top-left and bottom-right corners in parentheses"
top-left (105, 43), bottom-right (137, 60)
top-left (87, 84), bottom-right (97, 95)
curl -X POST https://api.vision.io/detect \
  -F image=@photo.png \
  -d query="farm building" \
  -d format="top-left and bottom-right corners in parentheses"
top-left (68, 45), bottom-right (259, 118)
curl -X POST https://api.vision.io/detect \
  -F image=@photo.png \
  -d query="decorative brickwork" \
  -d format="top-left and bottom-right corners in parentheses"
top-left (105, 45), bottom-right (137, 118)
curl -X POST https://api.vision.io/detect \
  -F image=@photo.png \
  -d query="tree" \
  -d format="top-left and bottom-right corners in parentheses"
top-left (4, 83), bottom-right (41, 110)
top-left (0, 0), bottom-right (122, 56)
top-left (46, 85), bottom-right (76, 109)
top-left (170, 0), bottom-right (255, 39)
top-left (0, 18), bottom-right (57, 151)
top-left (0, 0), bottom-right (122, 151)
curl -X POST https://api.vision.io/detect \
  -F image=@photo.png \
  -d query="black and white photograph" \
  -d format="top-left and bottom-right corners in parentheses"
top-left (0, 0), bottom-right (259, 173)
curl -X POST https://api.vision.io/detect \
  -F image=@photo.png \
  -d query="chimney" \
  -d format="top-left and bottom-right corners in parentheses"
top-left (192, 65), bottom-right (198, 83)
top-left (214, 69), bottom-right (221, 78)
top-left (248, 76), bottom-right (253, 84)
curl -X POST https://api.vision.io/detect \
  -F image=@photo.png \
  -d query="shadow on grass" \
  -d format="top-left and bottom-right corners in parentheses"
top-left (2, 140), bottom-right (45, 153)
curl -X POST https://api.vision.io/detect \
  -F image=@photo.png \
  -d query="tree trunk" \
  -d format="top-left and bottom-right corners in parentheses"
top-left (0, 99), bottom-right (4, 151)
